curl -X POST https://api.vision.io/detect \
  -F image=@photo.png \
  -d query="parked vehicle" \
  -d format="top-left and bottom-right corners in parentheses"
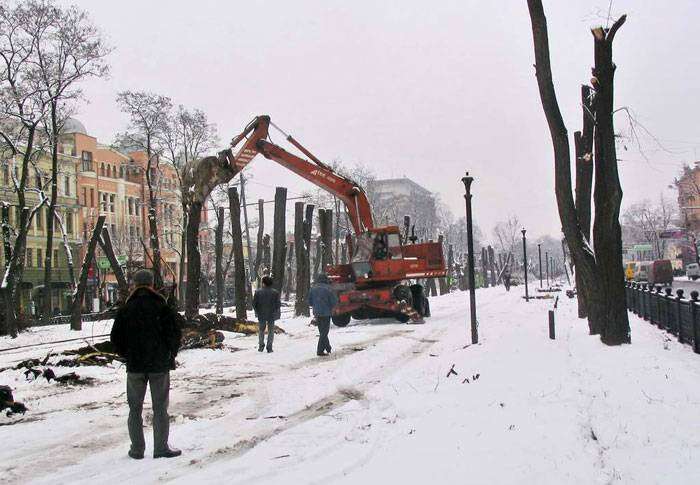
top-left (647, 259), bottom-right (673, 286)
top-left (686, 263), bottom-right (700, 281)
top-left (624, 262), bottom-right (637, 281)
top-left (633, 262), bottom-right (651, 282)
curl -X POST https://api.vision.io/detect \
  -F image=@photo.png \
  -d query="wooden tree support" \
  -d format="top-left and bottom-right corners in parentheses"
top-left (98, 227), bottom-right (128, 303)
top-left (71, 215), bottom-right (106, 331)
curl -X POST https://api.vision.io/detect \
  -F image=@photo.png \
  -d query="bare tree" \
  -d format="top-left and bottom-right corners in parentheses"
top-left (527, 0), bottom-right (630, 344)
top-left (492, 215), bottom-right (521, 256)
top-left (622, 195), bottom-right (677, 259)
top-left (116, 91), bottom-right (172, 290)
top-left (159, 104), bottom-right (218, 303)
top-left (33, 0), bottom-right (110, 323)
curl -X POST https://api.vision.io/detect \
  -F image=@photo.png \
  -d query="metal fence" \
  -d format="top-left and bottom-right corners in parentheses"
top-left (42, 310), bottom-right (117, 327)
top-left (625, 282), bottom-right (700, 354)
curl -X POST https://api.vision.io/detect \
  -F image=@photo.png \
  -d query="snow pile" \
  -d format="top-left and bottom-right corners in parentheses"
top-left (1, 288), bottom-right (699, 484)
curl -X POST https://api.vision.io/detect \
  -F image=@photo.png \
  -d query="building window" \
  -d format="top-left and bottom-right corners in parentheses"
top-left (66, 212), bottom-right (73, 234)
top-left (26, 248), bottom-right (32, 268)
top-left (90, 188), bottom-right (95, 207)
top-left (111, 223), bottom-right (116, 237)
top-left (82, 187), bottom-right (87, 206)
top-left (109, 194), bottom-right (115, 213)
top-left (101, 192), bottom-right (107, 212)
top-left (35, 170), bottom-right (42, 188)
top-left (81, 151), bottom-right (93, 172)
top-left (135, 199), bottom-right (141, 216)
top-left (53, 249), bottom-right (59, 267)
top-left (37, 248), bottom-right (42, 268)
top-left (36, 208), bottom-right (43, 231)
top-left (64, 175), bottom-right (71, 196)
top-left (100, 163), bottom-right (105, 177)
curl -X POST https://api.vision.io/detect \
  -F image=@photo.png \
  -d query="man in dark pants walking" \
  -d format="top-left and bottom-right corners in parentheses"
top-left (252, 276), bottom-right (281, 353)
top-left (111, 269), bottom-right (182, 460)
top-left (309, 273), bottom-right (338, 356)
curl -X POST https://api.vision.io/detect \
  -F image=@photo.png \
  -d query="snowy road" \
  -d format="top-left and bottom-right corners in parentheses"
top-left (2, 288), bottom-right (700, 484)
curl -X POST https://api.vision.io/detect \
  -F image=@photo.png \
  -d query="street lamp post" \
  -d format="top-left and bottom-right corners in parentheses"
top-left (545, 251), bottom-right (550, 287)
top-left (538, 243), bottom-right (543, 288)
top-left (462, 172), bottom-right (478, 344)
top-left (522, 229), bottom-right (529, 302)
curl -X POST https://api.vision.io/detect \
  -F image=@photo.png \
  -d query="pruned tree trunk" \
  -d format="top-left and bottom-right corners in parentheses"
top-left (182, 149), bottom-right (239, 321)
top-left (1, 205), bottom-right (11, 264)
top-left (312, 236), bottom-right (322, 280)
top-left (71, 216), bottom-right (106, 331)
top-left (146, 158), bottom-right (163, 290)
top-left (239, 175), bottom-right (254, 310)
top-left (294, 202), bottom-right (309, 316)
top-left (438, 235), bottom-right (449, 295)
top-left (229, 187), bottom-right (247, 321)
top-left (590, 20), bottom-right (630, 345)
top-left (488, 245), bottom-right (497, 286)
top-left (481, 247), bottom-right (489, 288)
top-left (284, 241), bottom-right (294, 301)
top-left (254, 198), bottom-right (264, 285)
top-left (98, 227), bottom-right (128, 303)
top-left (178, 202), bottom-right (188, 304)
top-left (262, 234), bottom-right (271, 277)
top-left (185, 201), bottom-right (203, 321)
top-left (215, 207), bottom-right (224, 315)
top-left (574, 84), bottom-right (594, 318)
top-left (527, 0), bottom-right (629, 344)
top-left (272, 187), bottom-right (287, 292)
top-left (320, 209), bottom-right (334, 270)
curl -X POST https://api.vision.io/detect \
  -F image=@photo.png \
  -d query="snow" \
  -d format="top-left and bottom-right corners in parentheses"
top-left (1, 287), bottom-right (700, 484)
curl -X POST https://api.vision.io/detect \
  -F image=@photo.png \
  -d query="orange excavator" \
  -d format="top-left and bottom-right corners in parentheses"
top-left (229, 115), bottom-right (447, 325)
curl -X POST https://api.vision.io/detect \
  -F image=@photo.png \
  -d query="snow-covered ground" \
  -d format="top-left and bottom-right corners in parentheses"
top-left (1, 287), bottom-right (699, 484)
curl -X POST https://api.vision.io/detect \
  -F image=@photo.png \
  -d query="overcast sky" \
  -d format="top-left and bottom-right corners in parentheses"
top-left (56, 0), bottom-right (700, 240)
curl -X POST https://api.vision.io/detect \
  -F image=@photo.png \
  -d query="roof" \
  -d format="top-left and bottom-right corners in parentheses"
top-left (63, 118), bottom-right (87, 135)
top-left (370, 177), bottom-right (432, 196)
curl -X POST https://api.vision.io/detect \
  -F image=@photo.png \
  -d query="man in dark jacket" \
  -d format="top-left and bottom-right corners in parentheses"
top-left (110, 269), bottom-right (182, 460)
top-left (308, 273), bottom-right (338, 356)
top-left (252, 276), bottom-right (281, 353)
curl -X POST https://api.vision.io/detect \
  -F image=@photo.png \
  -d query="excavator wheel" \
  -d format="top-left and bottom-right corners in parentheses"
top-left (332, 313), bottom-right (351, 327)
top-left (395, 313), bottom-right (410, 323)
top-left (410, 284), bottom-right (430, 317)
top-left (393, 285), bottom-right (413, 323)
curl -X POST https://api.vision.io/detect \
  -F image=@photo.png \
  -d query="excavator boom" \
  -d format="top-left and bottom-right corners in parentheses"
top-left (229, 115), bottom-right (373, 234)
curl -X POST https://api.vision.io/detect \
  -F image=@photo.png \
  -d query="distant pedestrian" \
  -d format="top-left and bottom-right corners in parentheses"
top-left (309, 273), bottom-right (338, 356)
top-left (252, 276), bottom-right (281, 353)
top-left (503, 266), bottom-right (512, 292)
top-left (110, 269), bottom-right (182, 460)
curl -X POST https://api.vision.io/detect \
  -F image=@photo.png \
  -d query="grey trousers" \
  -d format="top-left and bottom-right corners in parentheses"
top-left (127, 372), bottom-right (170, 454)
top-left (258, 319), bottom-right (275, 350)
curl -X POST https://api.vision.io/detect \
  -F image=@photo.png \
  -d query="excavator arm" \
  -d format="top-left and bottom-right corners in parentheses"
top-left (229, 115), bottom-right (374, 234)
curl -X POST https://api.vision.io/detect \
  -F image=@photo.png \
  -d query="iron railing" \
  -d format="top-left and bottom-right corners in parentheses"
top-left (625, 282), bottom-right (700, 354)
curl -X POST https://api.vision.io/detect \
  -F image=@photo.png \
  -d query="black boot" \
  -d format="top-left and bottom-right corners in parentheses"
top-left (154, 448), bottom-right (182, 459)
top-left (128, 450), bottom-right (144, 460)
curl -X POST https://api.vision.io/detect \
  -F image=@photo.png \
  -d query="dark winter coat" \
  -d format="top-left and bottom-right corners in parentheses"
top-left (309, 275), bottom-right (338, 318)
top-left (252, 286), bottom-right (282, 322)
top-left (110, 287), bottom-right (182, 373)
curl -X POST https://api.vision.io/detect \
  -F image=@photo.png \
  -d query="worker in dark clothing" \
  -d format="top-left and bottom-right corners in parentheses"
top-left (308, 273), bottom-right (339, 356)
top-left (252, 276), bottom-right (281, 353)
top-left (503, 266), bottom-right (512, 292)
top-left (110, 269), bottom-right (182, 460)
